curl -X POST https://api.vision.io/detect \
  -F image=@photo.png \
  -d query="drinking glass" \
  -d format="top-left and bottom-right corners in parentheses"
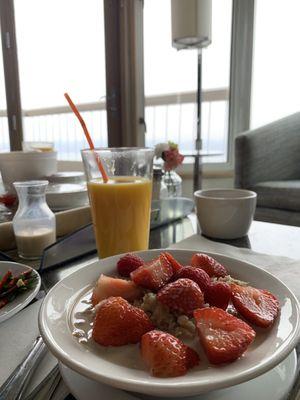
top-left (81, 148), bottom-right (153, 258)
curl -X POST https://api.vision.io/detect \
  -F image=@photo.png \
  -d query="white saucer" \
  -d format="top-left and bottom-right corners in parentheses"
top-left (60, 350), bottom-right (297, 400)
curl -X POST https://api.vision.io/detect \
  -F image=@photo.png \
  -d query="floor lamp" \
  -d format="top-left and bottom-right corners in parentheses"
top-left (171, 0), bottom-right (212, 192)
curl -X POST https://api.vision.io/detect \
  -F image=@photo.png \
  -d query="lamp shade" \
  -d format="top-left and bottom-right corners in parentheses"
top-left (171, 0), bottom-right (212, 50)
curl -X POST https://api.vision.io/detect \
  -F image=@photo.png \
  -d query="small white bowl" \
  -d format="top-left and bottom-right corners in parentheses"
top-left (194, 189), bottom-right (257, 239)
top-left (0, 151), bottom-right (57, 192)
top-left (46, 183), bottom-right (89, 211)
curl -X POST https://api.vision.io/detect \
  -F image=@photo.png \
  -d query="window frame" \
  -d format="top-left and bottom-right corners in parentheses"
top-left (0, 0), bottom-right (23, 151)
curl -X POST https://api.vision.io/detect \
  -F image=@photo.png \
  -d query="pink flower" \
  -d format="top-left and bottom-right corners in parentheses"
top-left (163, 148), bottom-right (184, 171)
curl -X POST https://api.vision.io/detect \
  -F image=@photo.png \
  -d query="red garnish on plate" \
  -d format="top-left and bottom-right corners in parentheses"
top-left (0, 298), bottom-right (9, 309)
top-left (0, 270), bottom-right (12, 291)
top-left (157, 278), bottom-right (204, 316)
top-left (92, 297), bottom-right (153, 346)
top-left (141, 330), bottom-right (199, 377)
top-left (231, 283), bottom-right (280, 328)
top-left (194, 307), bottom-right (256, 364)
top-left (0, 194), bottom-right (16, 207)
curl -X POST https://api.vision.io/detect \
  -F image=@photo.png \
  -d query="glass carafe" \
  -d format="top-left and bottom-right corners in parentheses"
top-left (13, 180), bottom-right (56, 259)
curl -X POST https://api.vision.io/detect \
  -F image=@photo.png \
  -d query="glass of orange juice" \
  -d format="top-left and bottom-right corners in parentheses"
top-left (81, 148), bottom-right (154, 258)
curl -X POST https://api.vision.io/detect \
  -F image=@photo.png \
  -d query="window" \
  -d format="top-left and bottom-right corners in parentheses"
top-left (14, 0), bottom-right (107, 159)
top-left (1, 1), bottom-right (233, 161)
top-left (251, 0), bottom-right (300, 128)
top-left (143, 0), bottom-right (232, 163)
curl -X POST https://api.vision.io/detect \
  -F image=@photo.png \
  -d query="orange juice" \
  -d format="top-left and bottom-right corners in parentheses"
top-left (87, 176), bottom-right (152, 258)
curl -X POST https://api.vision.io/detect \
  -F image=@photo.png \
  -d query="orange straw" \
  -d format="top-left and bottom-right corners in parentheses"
top-left (64, 92), bottom-right (108, 183)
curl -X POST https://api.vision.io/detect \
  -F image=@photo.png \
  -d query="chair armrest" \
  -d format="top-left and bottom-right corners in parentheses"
top-left (235, 112), bottom-right (300, 188)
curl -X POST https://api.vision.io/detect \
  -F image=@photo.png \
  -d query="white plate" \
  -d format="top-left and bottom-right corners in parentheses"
top-left (60, 350), bottom-right (297, 400)
top-left (0, 262), bottom-right (41, 323)
top-left (39, 249), bottom-right (300, 397)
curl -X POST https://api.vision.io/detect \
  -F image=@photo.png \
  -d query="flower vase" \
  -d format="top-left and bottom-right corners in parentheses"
top-left (162, 170), bottom-right (182, 197)
top-left (152, 166), bottom-right (168, 200)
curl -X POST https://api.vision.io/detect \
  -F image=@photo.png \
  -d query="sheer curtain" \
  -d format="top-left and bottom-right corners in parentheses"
top-left (251, 0), bottom-right (300, 128)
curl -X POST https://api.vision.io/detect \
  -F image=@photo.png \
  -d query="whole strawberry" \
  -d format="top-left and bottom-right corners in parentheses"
top-left (176, 266), bottom-right (210, 294)
top-left (157, 278), bottom-right (204, 316)
top-left (191, 253), bottom-right (228, 278)
top-left (92, 297), bottom-right (153, 346)
top-left (205, 281), bottom-right (231, 310)
top-left (141, 330), bottom-right (199, 377)
top-left (117, 253), bottom-right (144, 277)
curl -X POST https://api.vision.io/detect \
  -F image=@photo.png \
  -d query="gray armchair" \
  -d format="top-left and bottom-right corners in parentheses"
top-left (235, 112), bottom-right (300, 226)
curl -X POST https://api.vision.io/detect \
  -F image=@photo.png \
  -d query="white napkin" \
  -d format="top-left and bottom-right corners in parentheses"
top-left (169, 234), bottom-right (300, 301)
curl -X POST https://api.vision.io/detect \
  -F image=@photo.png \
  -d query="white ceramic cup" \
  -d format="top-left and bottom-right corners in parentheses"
top-left (194, 189), bottom-right (257, 239)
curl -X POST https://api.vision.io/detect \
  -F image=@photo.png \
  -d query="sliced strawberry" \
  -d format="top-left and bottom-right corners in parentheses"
top-left (117, 253), bottom-right (144, 277)
top-left (205, 281), bottom-right (231, 310)
top-left (92, 297), bottom-right (153, 346)
top-left (91, 274), bottom-right (143, 306)
top-left (162, 252), bottom-right (183, 273)
top-left (157, 278), bottom-right (204, 316)
top-left (176, 266), bottom-right (210, 293)
top-left (231, 284), bottom-right (280, 328)
top-left (141, 330), bottom-right (199, 377)
top-left (191, 253), bottom-right (228, 277)
top-left (194, 307), bottom-right (256, 364)
top-left (130, 254), bottom-right (173, 291)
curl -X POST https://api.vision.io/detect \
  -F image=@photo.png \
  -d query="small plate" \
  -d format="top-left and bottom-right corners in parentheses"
top-left (39, 249), bottom-right (300, 397)
top-left (0, 262), bottom-right (41, 323)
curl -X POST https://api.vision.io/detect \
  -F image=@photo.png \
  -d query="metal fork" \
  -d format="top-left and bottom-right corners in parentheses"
top-left (23, 364), bottom-right (60, 400)
top-left (0, 336), bottom-right (47, 400)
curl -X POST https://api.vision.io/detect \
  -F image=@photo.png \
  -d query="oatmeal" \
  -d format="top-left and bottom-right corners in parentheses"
top-left (134, 292), bottom-right (196, 338)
